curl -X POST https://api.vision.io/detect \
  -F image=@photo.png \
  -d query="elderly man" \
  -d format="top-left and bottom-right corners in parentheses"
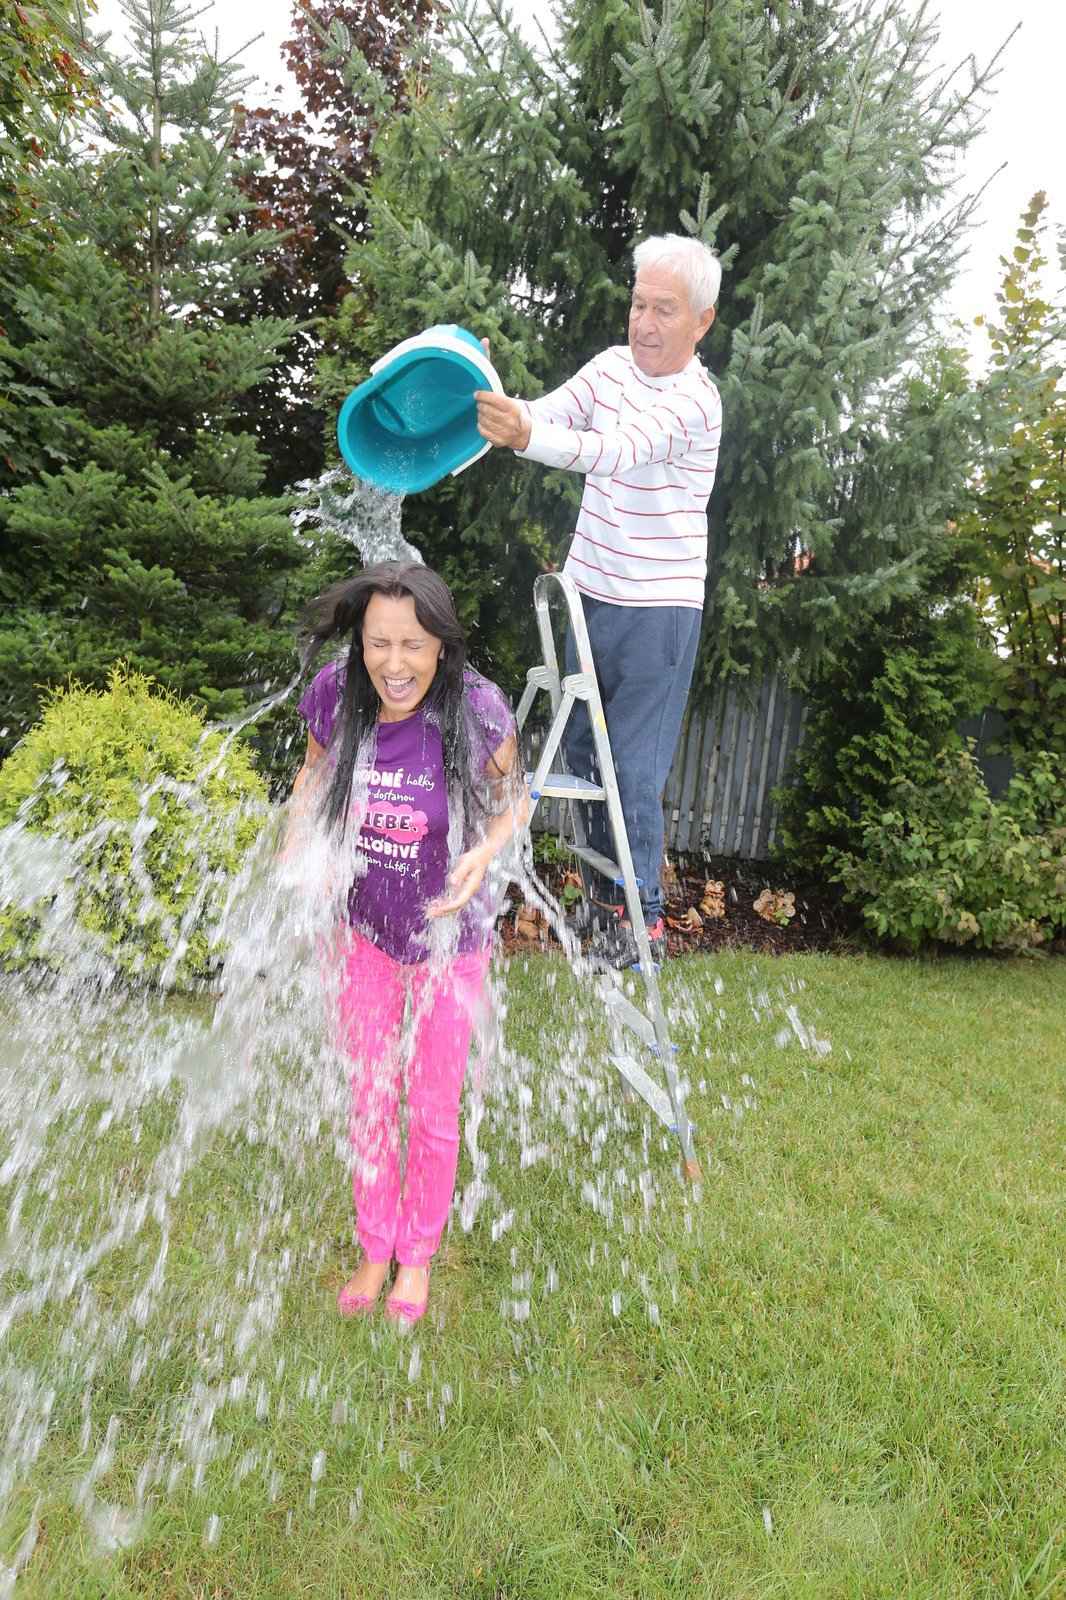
top-left (476, 233), bottom-right (722, 968)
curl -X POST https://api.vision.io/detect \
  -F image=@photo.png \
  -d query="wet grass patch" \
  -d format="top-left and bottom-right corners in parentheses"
top-left (0, 952), bottom-right (1063, 1597)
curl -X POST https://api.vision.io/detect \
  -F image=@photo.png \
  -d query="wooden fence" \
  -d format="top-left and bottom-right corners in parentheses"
top-left (663, 677), bottom-right (808, 858)
top-left (525, 675), bottom-right (807, 862)
top-left (526, 686), bottom-right (1013, 863)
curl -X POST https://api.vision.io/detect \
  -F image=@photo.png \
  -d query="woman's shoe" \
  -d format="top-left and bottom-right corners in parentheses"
top-left (337, 1260), bottom-right (390, 1317)
top-left (385, 1265), bottom-right (430, 1327)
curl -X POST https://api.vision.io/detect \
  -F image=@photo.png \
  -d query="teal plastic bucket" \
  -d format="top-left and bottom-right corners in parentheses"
top-left (337, 325), bottom-right (503, 494)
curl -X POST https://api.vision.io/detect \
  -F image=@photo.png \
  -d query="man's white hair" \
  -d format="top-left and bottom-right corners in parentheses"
top-left (632, 233), bottom-right (721, 314)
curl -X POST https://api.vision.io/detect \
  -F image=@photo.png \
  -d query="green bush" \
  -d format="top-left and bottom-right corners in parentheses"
top-left (776, 601), bottom-right (988, 869)
top-left (0, 665), bottom-right (269, 986)
top-left (829, 746), bottom-right (1066, 952)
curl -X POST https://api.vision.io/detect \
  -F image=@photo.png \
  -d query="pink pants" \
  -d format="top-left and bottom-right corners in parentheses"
top-left (334, 929), bottom-right (490, 1268)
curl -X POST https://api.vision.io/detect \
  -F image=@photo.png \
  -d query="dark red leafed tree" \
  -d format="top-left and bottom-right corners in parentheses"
top-left (231, 0), bottom-right (438, 491)
top-left (1, 0), bottom-right (96, 251)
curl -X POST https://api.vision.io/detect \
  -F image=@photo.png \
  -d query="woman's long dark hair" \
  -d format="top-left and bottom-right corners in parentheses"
top-left (299, 561), bottom-right (493, 832)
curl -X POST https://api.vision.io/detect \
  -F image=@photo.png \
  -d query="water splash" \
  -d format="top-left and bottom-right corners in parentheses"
top-left (292, 469), bottom-right (421, 567)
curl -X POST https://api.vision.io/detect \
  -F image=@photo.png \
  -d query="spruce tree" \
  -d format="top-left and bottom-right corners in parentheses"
top-left (0, 0), bottom-right (303, 757)
top-left (773, 341), bottom-right (989, 871)
top-left (323, 0), bottom-right (996, 691)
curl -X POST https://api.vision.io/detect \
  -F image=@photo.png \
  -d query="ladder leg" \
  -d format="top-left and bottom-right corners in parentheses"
top-left (527, 689), bottom-right (581, 800)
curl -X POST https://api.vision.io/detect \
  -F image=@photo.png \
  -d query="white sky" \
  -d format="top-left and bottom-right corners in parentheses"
top-left (91, 0), bottom-right (1065, 339)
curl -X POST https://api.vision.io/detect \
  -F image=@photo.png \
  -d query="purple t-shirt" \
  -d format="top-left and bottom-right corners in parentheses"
top-left (297, 661), bottom-right (515, 963)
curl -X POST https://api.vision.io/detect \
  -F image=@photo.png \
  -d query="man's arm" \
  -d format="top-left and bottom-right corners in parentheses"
top-left (475, 352), bottom-right (605, 455)
top-left (478, 374), bottom-right (721, 479)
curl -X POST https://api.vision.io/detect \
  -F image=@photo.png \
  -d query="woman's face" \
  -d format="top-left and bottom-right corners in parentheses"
top-left (362, 592), bottom-right (444, 722)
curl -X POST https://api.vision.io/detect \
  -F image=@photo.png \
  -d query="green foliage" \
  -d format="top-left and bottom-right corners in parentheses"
top-left (530, 831), bottom-right (570, 868)
top-left (776, 585), bottom-right (988, 867)
top-left (0, 0), bottom-right (97, 486)
top-left (530, 828), bottom-right (582, 904)
top-left (829, 746), bottom-right (1066, 953)
top-left (777, 204), bottom-right (1066, 933)
top-left (0, 665), bottom-right (269, 986)
top-left (323, 0), bottom-right (995, 690)
top-left (0, 0), bottom-right (306, 767)
top-left (959, 193), bottom-right (1066, 758)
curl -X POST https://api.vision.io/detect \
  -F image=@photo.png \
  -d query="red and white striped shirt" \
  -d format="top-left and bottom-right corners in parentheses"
top-left (517, 345), bottom-right (722, 609)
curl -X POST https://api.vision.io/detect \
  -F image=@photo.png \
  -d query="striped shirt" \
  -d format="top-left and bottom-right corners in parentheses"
top-left (517, 345), bottom-right (722, 609)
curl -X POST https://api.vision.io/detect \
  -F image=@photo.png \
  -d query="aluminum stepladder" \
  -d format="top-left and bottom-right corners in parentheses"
top-left (515, 572), bottom-right (702, 1183)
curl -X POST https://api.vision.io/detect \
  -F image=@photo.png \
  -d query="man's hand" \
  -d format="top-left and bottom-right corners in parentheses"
top-left (475, 391), bottom-right (531, 452)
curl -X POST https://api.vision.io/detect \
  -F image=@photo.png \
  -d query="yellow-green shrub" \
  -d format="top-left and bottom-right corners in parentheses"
top-left (0, 665), bottom-right (269, 986)
top-left (829, 746), bottom-right (1066, 953)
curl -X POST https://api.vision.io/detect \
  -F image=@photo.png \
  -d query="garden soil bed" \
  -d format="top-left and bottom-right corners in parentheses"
top-left (500, 855), bottom-right (861, 958)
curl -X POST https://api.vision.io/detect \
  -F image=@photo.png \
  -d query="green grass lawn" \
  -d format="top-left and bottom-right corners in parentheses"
top-left (1, 951), bottom-right (1064, 1598)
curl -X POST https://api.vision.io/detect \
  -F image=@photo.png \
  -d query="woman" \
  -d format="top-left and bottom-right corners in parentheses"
top-left (292, 560), bottom-right (525, 1326)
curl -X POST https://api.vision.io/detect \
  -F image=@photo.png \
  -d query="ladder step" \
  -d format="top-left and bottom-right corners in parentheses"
top-left (609, 1052), bottom-right (679, 1130)
top-left (527, 772), bottom-right (606, 801)
top-left (569, 844), bottom-right (642, 887)
top-left (603, 988), bottom-right (659, 1051)
top-left (609, 1053), bottom-right (696, 1135)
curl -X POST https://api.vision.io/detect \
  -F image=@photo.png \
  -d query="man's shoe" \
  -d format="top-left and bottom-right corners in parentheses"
top-left (563, 900), bottom-right (622, 939)
top-left (592, 918), bottom-right (666, 971)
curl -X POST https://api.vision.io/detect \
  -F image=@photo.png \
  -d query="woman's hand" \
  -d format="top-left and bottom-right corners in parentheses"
top-left (279, 731), bottom-right (334, 894)
top-left (427, 842), bottom-right (494, 919)
top-left (427, 732), bottom-right (529, 919)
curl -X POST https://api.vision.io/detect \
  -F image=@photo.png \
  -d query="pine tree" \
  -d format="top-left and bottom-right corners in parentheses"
top-left (323, 0), bottom-right (997, 691)
top-left (0, 0), bottom-right (305, 758)
top-left (762, 194), bottom-right (1066, 875)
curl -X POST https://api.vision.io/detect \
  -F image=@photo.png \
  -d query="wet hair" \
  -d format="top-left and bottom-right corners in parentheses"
top-left (632, 233), bottom-right (721, 315)
top-left (299, 560), bottom-right (493, 833)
